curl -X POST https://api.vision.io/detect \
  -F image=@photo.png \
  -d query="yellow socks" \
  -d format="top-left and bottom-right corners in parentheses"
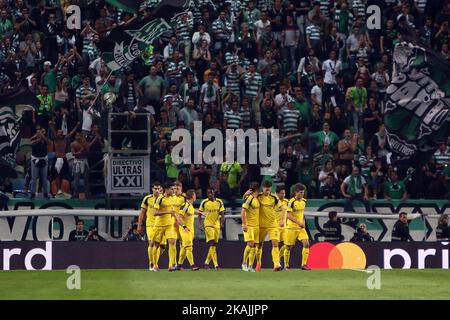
top-left (186, 246), bottom-right (194, 266)
top-left (210, 246), bottom-right (218, 267)
top-left (168, 243), bottom-right (176, 267)
top-left (205, 248), bottom-right (211, 264)
top-left (302, 247), bottom-right (310, 267)
top-left (178, 246), bottom-right (186, 265)
top-left (147, 245), bottom-right (153, 266)
top-left (272, 247), bottom-right (280, 268)
top-left (284, 249), bottom-right (291, 268)
top-left (248, 247), bottom-right (256, 268)
top-left (152, 246), bottom-right (160, 267)
top-left (243, 245), bottom-right (251, 264)
top-left (279, 245), bottom-right (286, 260)
top-left (256, 247), bottom-right (262, 265)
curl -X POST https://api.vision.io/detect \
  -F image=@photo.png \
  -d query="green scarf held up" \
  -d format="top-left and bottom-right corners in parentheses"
top-left (347, 175), bottom-right (363, 196)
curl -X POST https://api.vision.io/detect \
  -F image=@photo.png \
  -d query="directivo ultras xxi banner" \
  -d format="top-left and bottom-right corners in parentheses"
top-left (106, 156), bottom-right (150, 194)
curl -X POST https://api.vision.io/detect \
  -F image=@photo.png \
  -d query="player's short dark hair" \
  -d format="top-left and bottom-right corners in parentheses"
top-left (163, 182), bottom-right (173, 191)
top-left (152, 181), bottom-right (161, 188)
top-left (185, 189), bottom-right (195, 199)
top-left (293, 183), bottom-right (305, 193)
top-left (76, 219), bottom-right (84, 225)
top-left (328, 211), bottom-right (338, 219)
top-left (276, 186), bottom-right (285, 193)
top-left (399, 212), bottom-right (408, 218)
top-left (249, 182), bottom-right (260, 191)
top-left (263, 180), bottom-right (272, 188)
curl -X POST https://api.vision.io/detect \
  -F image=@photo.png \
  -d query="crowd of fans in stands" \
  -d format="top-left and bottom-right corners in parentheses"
top-left (1, 0), bottom-right (450, 203)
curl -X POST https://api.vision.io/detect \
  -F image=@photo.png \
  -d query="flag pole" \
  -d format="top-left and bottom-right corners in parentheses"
top-left (90, 68), bottom-right (115, 108)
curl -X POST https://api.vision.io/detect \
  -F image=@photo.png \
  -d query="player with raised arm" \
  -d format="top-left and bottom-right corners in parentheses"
top-left (138, 181), bottom-right (162, 271)
top-left (284, 183), bottom-right (311, 271)
top-left (175, 189), bottom-right (200, 271)
top-left (241, 182), bottom-right (260, 272)
top-left (153, 182), bottom-right (177, 272)
top-left (276, 186), bottom-right (289, 269)
top-left (198, 188), bottom-right (225, 270)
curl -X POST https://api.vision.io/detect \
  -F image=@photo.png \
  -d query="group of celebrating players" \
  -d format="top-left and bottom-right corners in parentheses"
top-left (137, 180), bottom-right (311, 272)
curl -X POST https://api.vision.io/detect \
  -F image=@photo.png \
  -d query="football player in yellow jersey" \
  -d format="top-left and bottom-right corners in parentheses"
top-left (171, 180), bottom-right (186, 270)
top-left (198, 188), bottom-right (225, 270)
top-left (138, 182), bottom-right (162, 271)
top-left (175, 189), bottom-right (200, 271)
top-left (153, 182), bottom-right (178, 272)
top-left (285, 183), bottom-right (311, 271)
top-left (276, 185), bottom-right (289, 269)
top-left (255, 181), bottom-right (286, 272)
top-left (241, 182), bottom-right (260, 272)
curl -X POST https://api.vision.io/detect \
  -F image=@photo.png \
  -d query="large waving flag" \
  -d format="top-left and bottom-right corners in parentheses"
top-left (384, 37), bottom-right (450, 166)
top-left (0, 86), bottom-right (37, 177)
top-left (98, 16), bottom-right (172, 71)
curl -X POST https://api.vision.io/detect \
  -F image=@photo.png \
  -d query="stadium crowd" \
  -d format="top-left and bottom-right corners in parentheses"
top-left (1, 0), bottom-right (450, 203)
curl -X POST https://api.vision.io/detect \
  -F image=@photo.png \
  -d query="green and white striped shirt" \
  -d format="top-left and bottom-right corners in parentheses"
top-left (306, 25), bottom-right (321, 41)
top-left (244, 71), bottom-right (262, 97)
top-left (224, 109), bottom-right (242, 129)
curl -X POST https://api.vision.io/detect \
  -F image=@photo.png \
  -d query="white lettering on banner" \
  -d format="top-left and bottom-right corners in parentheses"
top-left (384, 249), bottom-right (412, 269)
top-left (0, 217), bottom-right (29, 240)
top-left (3, 248), bottom-right (21, 270)
top-left (418, 249), bottom-right (436, 269)
top-left (443, 246), bottom-right (449, 269)
top-left (108, 156), bottom-right (150, 193)
top-left (2, 242), bottom-right (52, 270)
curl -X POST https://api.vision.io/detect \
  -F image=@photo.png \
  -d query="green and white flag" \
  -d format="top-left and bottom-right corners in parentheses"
top-left (384, 41), bottom-right (450, 164)
top-left (99, 17), bottom-right (172, 71)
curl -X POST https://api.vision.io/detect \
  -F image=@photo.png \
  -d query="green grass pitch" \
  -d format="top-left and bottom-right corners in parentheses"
top-left (1, 269), bottom-right (449, 300)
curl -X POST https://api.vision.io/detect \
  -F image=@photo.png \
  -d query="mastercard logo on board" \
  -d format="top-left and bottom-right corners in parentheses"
top-left (308, 242), bottom-right (367, 269)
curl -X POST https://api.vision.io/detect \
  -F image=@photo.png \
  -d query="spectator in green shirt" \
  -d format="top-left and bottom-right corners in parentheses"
top-left (165, 148), bottom-right (180, 181)
top-left (220, 162), bottom-right (243, 195)
top-left (346, 77), bottom-right (367, 134)
top-left (310, 122), bottom-right (339, 153)
top-left (383, 170), bottom-right (408, 200)
top-left (41, 61), bottom-right (57, 94)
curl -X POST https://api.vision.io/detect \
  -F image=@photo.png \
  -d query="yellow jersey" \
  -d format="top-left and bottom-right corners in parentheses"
top-left (171, 194), bottom-right (186, 212)
top-left (276, 198), bottom-right (289, 226)
top-left (140, 194), bottom-right (156, 227)
top-left (286, 197), bottom-right (307, 230)
top-left (258, 193), bottom-right (283, 228)
top-left (199, 198), bottom-right (225, 228)
top-left (153, 195), bottom-right (176, 227)
top-left (178, 201), bottom-right (195, 230)
top-left (242, 194), bottom-right (260, 227)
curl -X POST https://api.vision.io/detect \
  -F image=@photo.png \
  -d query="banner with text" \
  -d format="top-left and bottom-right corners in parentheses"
top-left (107, 156), bottom-right (150, 194)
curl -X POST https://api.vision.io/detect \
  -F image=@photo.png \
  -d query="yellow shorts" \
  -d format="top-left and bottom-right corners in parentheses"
top-left (280, 228), bottom-right (286, 243)
top-left (259, 227), bottom-right (280, 242)
top-left (243, 226), bottom-right (259, 243)
top-left (205, 226), bottom-right (220, 243)
top-left (153, 225), bottom-right (177, 243)
top-left (146, 226), bottom-right (155, 242)
top-left (179, 227), bottom-right (194, 247)
top-left (285, 228), bottom-right (309, 246)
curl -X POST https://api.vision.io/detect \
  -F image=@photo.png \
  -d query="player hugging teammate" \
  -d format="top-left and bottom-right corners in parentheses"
top-left (138, 181), bottom-right (225, 272)
top-left (241, 182), bottom-right (311, 272)
top-left (138, 180), bottom-right (310, 272)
